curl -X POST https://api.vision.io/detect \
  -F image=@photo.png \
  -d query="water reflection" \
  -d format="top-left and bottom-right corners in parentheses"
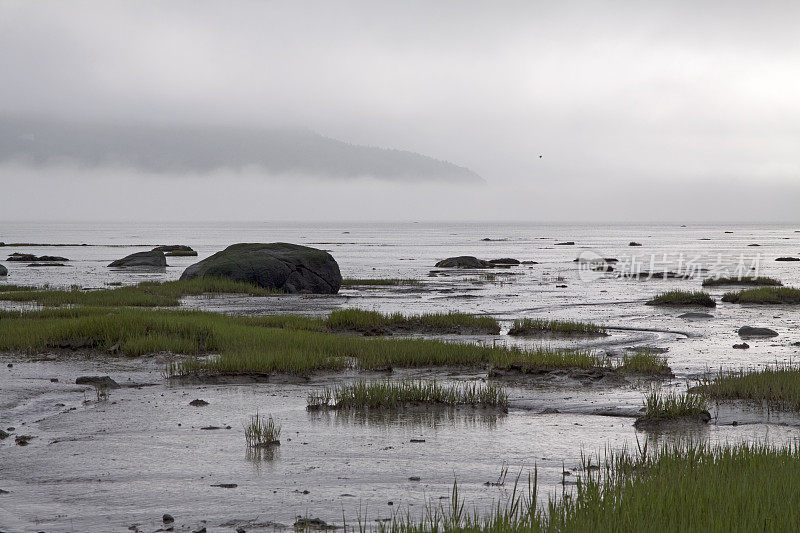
top-left (245, 444), bottom-right (281, 470)
top-left (309, 406), bottom-right (504, 430)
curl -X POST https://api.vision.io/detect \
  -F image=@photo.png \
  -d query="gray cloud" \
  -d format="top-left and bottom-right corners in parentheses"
top-left (1, 1), bottom-right (798, 220)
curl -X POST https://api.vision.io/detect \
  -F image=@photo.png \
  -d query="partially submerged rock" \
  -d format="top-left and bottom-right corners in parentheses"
top-left (75, 376), bottom-right (121, 389)
top-left (776, 257), bottom-right (800, 262)
top-left (181, 242), bottom-right (342, 294)
top-left (108, 250), bottom-right (167, 268)
top-left (733, 343), bottom-right (750, 349)
top-left (153, 245), bottom-right (198, 257)
top-left (554, 241), bottom-right (575, 246)
top-left (7, 253), bottom-right (68, 262)
top-left (189, 399), bottom-right (209, 407)
top-left (489, 258), bottom-right (520, 265)
top-left (0, 264), bottom-right (6, 276)
top-left (738, 326), bottom-right (778, 338)
top-left (152, 245), bottom-right (194, 253)
top-left (434, 256), bottom-right (493, 268)
top-left (629, 242), bottom-right (643, 246)
top-left (633, 411), bottom-right (711, 430)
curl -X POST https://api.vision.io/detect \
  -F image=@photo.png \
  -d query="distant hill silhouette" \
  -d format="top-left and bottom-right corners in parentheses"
top-left (0, 116), bottom-right (483, 183)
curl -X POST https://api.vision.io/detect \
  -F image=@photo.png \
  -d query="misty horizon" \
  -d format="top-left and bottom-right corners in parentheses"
top-left (2, 1), bottom-right (799, 222)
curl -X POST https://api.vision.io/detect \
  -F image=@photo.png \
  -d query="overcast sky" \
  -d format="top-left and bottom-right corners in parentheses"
top-left (1, 1), bottom-right (799, 222)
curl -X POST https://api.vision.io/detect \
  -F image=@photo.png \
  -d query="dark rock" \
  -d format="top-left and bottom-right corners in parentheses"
top-left (75, 376), bottom-right (120, 389)
top-left (434, 256), bottom-right (493, 268)
top-left (0, 264), bottom-right (6, 276)
top-left (0, 429), bottom-right (9, 440)
top-left (193, 528), bottom-right (207, 533)
top-left (165, 250), bottom-right (198, 257)
top-left (409, 476), bottom-right (421, 481)
top-left (733, 343), bottom-right (750, 349)
top-left (210, 483), bottom-right (238, 488)
top-left (294, 518), bottom-right (331, 530)
top-left (108, 250), bottom-right (166, 267)
top-left (410, 438), bottom-right (426, 443)
top-left (629, 242), bottom-right (643, 246)
top-left (7, 253), bottom-right (68, 261)
top-left (521, 260), bottom-right (538, 264)
top-left (27, 263), bottom-right (68, 267)
top-left (50, 378), bottom-right (58, 382)
top-left (180, 243), bottom-right (341, 294)
top-left (15, 435), bottom-right (33, 446)
top-left (679, 312), bottom-right (714, 319)
top-left (738, 326), bottom-right (779, 338)
top-left (592, 264), bottom-right (614, 272)
top-left (163, 514), bottom-right (174, 523)
top-left (554, 241), bottom-right (575, 246)
top-left (489, 258), bottom-right (520, 265)
top-left (556, 284), bottom-right (568, 288)
top-left (152, 245), bottom-right (194, 253)
top-left (776, 257), bottom-right (800, 262)
top-left (189, 399), bottom-right (209, 407)
top-left (748, 244), bottom-right (761, 247)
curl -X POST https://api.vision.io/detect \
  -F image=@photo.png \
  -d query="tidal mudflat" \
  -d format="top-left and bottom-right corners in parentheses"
top-left (2, 222), bottom-right (800, 531)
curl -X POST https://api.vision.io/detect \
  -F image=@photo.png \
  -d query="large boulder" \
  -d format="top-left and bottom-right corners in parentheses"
top-left (108, 250), bottom-right (167, 268)
top-left (0, 263), bottom-right (6, 276)
top-left (180, 243), bottom-right (341, 294)
top-left (434, 256), bottom-right (493, 268)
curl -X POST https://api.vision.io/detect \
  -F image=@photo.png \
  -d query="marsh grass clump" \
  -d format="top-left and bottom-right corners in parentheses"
top-left (721, 286), bottom-right (800, 304)
top-left (244, 413), bottom-right (281, 447)
top-left (702, 275), bottom-right (782, 287)
top-left (312, 379), bottom-right (508, 410)
top-left (340, 278), bottom-right (421, 287)
top-left (0, 278), bottom-right (282, 307)
top-left (693, 363), bottom-right (800, 410)
top-left (634, 389), bottom-right (710, 429)
top-left (619, 351), bottom-right (673, 376)
top-left (646, 290), bottom-right (716, 307)
top-left (507, 318), bottom-right (607, 336)
top-left (373, 442), bottom-right (800, 532)
top-left (0, 306), bottom-right (671, 378)
top-left (325, 308), bottom-right (500, 335)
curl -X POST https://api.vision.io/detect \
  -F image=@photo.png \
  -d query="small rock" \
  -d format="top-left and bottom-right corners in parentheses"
top-left (15, 435), bottom-right (33, 446)
top-left (210, 483), bottom-right (238, 488)
top-left (733, 343), bottom-right (750, 350)
top-left (409, 476), bottom-right (421, 481)
top-left (75, 376), bottom-right (120, 389)
top-left (50, 378), bottom-right (59, 382)
top-left (0, 429), bottom-right (9, 440)
top-left (163, 514), bottom-right (174, 523)
top-left (294, 518), bottom-right (330, 530)
top-left (410, 438), bottom-right (426, 443)
top-left (189, 399), bottom-right (209, 407)
top-left (7, 363), bottom-right (12, 368)
top-left (629, 242), bottom-right (643, 246)
top-left (555, 241), bottom-right (575, 246)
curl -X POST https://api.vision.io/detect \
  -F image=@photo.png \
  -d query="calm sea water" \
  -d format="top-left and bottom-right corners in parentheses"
top-left (2, 221), bottom-right (799, 289)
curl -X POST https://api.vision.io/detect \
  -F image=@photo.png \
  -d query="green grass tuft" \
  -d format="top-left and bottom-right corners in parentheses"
top-left (702, 275), bottom-right (782, 287)
top-left (0, 278), bottom-right (282, 307)
top-left (618, 351), bottom-right (673, 376)
top-left (326, 308), bottom-right (500, 335)
top-left (646, 290), bottom-right (716, 307)
top-left (244, 413), bottom-right (281, 447)
top-left (507, 318), bottom-right (606, 336)
top-left (693, 363), bottom-right (800, 410)
top-left (721, 286), bottom-right (800, 304)
top-left (310, 379), bottom-right (508, 410)
top-left (639, 389), bottom-right (709, 421)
